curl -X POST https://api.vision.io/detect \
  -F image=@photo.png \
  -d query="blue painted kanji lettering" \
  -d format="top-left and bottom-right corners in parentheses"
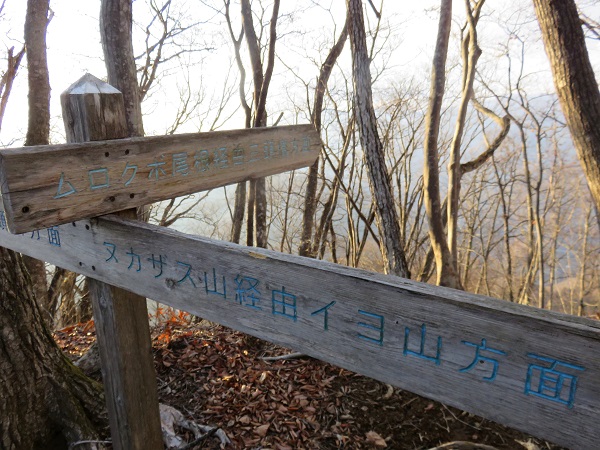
top-left (404, 324), bottom-right (442, 365)
top-left (89, 168), bottom-right (110, 190)
top-left (234, 275), bottom-right (261, 309)
top-left (30, 230), bottom-right (41, 240)
top-left (311, 301), bottom-right (336, 331)
top-left (172, 152), bottom-right (189, 176)
top-left (357, 310), bottom-right (384, 345)
top-left (126, 247), bottom-right (141, 272)
top-left (247, 144), bottom-right (261, 163)
top-left (0, 212), bottom-right (6, 230)
top-left (121, 162), bottom-right (138, 186)
top-left (301, 136), bottom-right (311, 152)
top-left (525, 353), bottom-right (585, 408)
top-left (279, 140), bottom-right (288, 157)
top-left (54, 172), bottom-right (77, 199)
top-left (232, 147), bottom-right (244, 165)
top-left (271, 287), bottom-right (297, 321)
top-left (103, 242), bottom-right (118, 263)
top-left (290, 137), bottom-right (310, 154)
top-left (264, 140), bottom-right (276, 159)
top-left (147, 254), bottom-right (167, 278)
top-left (459, 338), bottom-right (506, 381)
top-left (177, 261), bottom-right (197, 287)
top-left (213, 147), bottom-right (229, 169)
top-left (204, 268), bottom-right (226, 298)
top-left (47, 227), bottom-right (61, 247)
top-left (194, 150), bottom-right (210, 172)
top-left (148, 161), bottom-right (167, 180)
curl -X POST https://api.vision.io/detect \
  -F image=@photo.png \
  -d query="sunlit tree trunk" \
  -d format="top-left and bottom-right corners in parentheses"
top-left (21, 0), bottom-right (51, 311)
top-left (422, 0), bottom-right (461, 288)
top-left (532, 0), bottom-right (600, 232)
top-left (446, 0), bottom-right (483, 268)
top-left (577, 205), bottom-right (593, 316)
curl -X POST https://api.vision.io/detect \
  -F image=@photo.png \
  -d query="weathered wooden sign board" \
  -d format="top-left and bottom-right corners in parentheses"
top-left (0, 124), bottom-right (319, 233)
top-left (0, 213), bottom-right (597, 450)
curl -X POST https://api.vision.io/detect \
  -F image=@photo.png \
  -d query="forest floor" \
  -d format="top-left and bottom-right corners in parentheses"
top-left (55, 317), bottom-right (568, 450)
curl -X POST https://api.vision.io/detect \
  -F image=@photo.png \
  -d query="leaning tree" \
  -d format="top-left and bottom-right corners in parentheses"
top-left (532, 0), bottom-right (600, 230)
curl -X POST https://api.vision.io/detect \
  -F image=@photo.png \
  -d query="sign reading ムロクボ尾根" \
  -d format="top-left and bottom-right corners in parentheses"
top-left (0, 124), bottom-right (320, 233)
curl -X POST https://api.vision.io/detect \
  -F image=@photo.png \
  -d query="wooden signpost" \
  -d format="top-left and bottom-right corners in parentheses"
top-left (60, 74), bottom-right (164, 450)
top-left (1, 75), bottom-right (598, 450)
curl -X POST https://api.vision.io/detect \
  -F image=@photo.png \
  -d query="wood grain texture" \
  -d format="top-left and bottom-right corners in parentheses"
top-left (59, 74), bottom-right (163, 450)
top-left (0, 123), bottom-right (320, 233)
top-left (88, 274), bottom-right (162, 450)
top-left (0, 214), bottom-right (597, 450)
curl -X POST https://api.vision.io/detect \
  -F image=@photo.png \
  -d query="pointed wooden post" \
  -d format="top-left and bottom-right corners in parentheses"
top-left (61, 74), bottom-right (163, 450)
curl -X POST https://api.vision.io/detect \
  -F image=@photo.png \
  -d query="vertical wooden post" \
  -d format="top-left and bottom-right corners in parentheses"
top-left (61, 73), bottom-right (163, 450)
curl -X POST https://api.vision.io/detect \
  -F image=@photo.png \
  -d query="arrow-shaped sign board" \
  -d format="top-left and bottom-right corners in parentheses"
top-left (0, 214), bottom-right (597, 450)
top-left (0, 124), bottom-right (319, 233)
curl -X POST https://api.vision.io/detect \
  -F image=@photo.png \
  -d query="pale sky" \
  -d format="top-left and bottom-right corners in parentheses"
top-left (1, 0), bottom-right (598, 147)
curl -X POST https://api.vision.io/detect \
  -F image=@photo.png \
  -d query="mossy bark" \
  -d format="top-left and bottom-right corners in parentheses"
top-left (0, 247), bottom-right (107, 449)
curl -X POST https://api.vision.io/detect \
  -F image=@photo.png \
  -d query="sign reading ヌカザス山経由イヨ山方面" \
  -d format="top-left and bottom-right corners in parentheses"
top-left (0, 212), bottom-right (597, 450)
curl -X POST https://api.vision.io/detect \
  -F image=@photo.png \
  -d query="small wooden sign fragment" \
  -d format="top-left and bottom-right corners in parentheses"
top-left (0, 124), bottom-right (319, 233)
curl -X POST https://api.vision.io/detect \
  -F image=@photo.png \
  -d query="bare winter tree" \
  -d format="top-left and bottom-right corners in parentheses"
top-left (224, 0), bottom-right (251, 244)
top-left (532, 0), bottom-right (600, 232)
top-left (101, 0), bottom-right (145, 137)
top-left (346, 0), bottom-right (410, 278)
top-left (0, 2), bottom-right (107, 447)
top-left (242, 0), bottom-right (279, 248)
top-left (299, 15), bottom-right (348, 258)
top-left (21, 0), bottom-right (52, 312)
top-left (422, 0), bottom-right (461, 288)
top-left (0, 46), bottom-right (25, 134)
top-left (224, 0), bottom-right (280, 248)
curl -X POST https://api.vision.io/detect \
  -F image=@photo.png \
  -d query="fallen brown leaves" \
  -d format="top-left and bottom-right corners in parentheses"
top-left (56, 320), bottom-right (566, 450)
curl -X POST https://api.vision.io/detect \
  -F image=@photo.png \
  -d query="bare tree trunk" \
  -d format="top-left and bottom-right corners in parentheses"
top-left (578, 206), bottom-right (592, 316)
top-left (492, 155), bottom-right (515, 302)
top-left (447, 0), bottom-right (483, 267)
top-left (102, 0), bottom-right (152, 227)
top-left (225, 0), bottom-right (251, 244)
top-left (22, 0), bottom-right (52, 311)
top-left (246, 179), bottom-right (256, 247)
top-left (100, 0), bottom-right (144, 137)
top-left (0, 46), bottom-right (25, 132)
top-left (532, 0), bottom-right (600, 232)
top-left (230, 181), bottom-right (246, 243)
top-left (346, 0), bottom-right (410, 278)
top-left (0, 4), bottom-right (106, 444)
top-left (0, 247), bottom-right (106, 449)
top-left (255, 177), bottom-right (268, 248)
top-left (24, 0), bottom-right (50, 147)
top-left (422, 0), bottom-right (461, 288)
top-left (240, 0), bottom-right (280, 249)
top-left (299, 18), bottom-right (348, 258)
